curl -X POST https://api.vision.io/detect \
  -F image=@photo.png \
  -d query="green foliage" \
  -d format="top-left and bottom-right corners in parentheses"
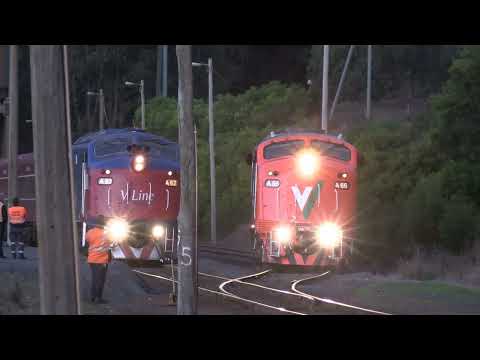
top-left (142, 82), bottom-right (310, 239)
top-left (439, 196), bottom-right (477, 254)
top-left (348, 45), bottom-right (480, 263)
top-left (308, 45), bottom-right (459, 101)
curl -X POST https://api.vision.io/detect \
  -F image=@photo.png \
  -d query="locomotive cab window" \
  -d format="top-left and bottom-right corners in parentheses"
top-left (142, 140), bottom-right (179, 162)
top-left (310, 140), bottom-right (351, 162)
top-left (94, 137), bottom-right (131, 157)
top-left (263, 140), bottom-right (304, 160)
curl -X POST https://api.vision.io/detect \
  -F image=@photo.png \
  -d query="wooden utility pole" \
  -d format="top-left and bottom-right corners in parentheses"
top-left (8, 45), bottom-right (18, 203)
top-left (321, 45), bottom-right (329, 133)
top-left (0, 46), bottom-right (9, 159)
top-left (176, 45), bottom-right (197, 315)
top-left (30, 45), bottom-right (81, 315)
top-left (7, 45), bottom-right (18, 247)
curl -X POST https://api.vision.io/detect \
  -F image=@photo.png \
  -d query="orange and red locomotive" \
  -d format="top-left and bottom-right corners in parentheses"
top-left (247, 129), bottom-right (359, 267)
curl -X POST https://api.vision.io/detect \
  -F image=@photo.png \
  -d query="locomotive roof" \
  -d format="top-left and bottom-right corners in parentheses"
top-left (259, 129), bottom-right (347, 145)
top-left (73, 128), bottom-right (176, 146)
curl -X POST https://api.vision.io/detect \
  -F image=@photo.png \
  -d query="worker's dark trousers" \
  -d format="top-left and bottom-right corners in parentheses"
top-left (89, 263), bottom-right (108, 301)
top-left (0, 222), bottom-right (5, 257)
top-left (9, 227), bottom-right (25, 258)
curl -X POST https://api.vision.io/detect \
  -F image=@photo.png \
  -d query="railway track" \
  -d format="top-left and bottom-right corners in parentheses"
top-left (198, 244), bottom-right (255, 263)
top-left (133, 268), bottom-right (307, 315)
top-left (290, 271), bottom-right (393, 315)
top-left (133, 266), bottom-right (391, 315)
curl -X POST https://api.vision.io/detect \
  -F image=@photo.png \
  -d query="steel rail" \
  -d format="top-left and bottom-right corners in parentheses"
top-left (218, 270), bottom-right (307, 315)
top-left (133, 269), bottom-right (307, 315)
top-left (291, 272), bottom-right (392, 315)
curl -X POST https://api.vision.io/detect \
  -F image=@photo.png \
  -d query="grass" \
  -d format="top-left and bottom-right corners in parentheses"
top-left (354, 280), bottom-right (480, 311)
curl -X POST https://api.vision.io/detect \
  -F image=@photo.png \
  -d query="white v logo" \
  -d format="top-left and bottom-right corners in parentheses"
top-left (291, 186), bottom-right (313, 211)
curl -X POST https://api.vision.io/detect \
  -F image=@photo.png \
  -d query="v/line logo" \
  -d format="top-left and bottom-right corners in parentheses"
top-left (291, 181), bottom-right (324, 219)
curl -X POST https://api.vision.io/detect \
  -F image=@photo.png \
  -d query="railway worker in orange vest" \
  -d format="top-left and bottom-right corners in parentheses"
top-left (0, 199), bottom-right (7, 258)
top-left (8, 198), bottom-right (27, 260)
top-left (86, 215), bottom-right (112, 304)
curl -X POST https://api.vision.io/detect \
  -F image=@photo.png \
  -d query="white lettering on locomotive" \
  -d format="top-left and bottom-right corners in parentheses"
top-left (120, 182), bottom-right (155, 205)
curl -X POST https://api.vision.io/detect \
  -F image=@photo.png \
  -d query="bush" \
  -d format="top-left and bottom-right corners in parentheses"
top-left (439, 196), bottom-right (477, 254)
top-left (141, 82), bottom-right (311, 239)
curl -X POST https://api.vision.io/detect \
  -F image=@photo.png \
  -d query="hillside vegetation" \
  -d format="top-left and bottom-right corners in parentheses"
top-left (140, 46), bottom-right (480, 266)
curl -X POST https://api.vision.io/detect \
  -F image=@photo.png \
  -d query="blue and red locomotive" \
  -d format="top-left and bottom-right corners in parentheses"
top-left (73, 128), bottom-right (181, 264)
top-left (1, 128), bottom-right (181, 265)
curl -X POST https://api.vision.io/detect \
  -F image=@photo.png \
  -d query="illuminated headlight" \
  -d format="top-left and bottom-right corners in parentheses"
top-left (296, 150), bottom-right (319, 178)
top-left (106, 218), bottom-right (130, 242)
top-left (315, 222), bottom-right (342, 248)
top-left (152, 225), bottom-right (165, 239)
top-left (273, 226), bottom-right (293, 245)
top-left (133, 155), bottom-right (146, 172)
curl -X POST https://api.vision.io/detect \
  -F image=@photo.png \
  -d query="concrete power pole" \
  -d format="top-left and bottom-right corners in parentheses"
top-left (156, 46), bottom-right (162, 97)
top-left (366, 45), bottom-right (372, 121)
top-left (140, 80), bottom-right (145, 129)
top-left (99, 88), bottom-right (105, 130)
top-left (176, 45), bottom-right (197, 315)
top-left (208, 58), bottom-right (216, 246)
top-left (321, 45), bottom-right (330, 133)
top-left (163, 45), bottom-right (168, 97)
top-left (330, 45), bottom-right (355, 121)
top-left (30, 45), bottom-right (81, 315)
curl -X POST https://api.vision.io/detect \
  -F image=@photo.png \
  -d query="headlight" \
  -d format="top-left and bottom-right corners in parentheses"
top-left (316, 222), bottom-right (342, 248)
top-left (273, 226), bottom-right (293, 244)
top-left (133, 154), bottom-right (146, 172)
top-left (105, 218), bottom-right (130, 242)
top-left (152, 225), bottom-right (165, 239)
top-left (296, 150), bottom-right (319, 178)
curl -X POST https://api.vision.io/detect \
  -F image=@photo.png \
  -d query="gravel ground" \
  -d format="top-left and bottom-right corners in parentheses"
top-left (2, 245), bottom-right (480, 315)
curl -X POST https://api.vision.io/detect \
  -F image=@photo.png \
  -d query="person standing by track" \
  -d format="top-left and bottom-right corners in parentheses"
top-left (0, 199), bottom-right (7, 258)
top-left (86, 215), bottom-right (112, 304)
top-left (8, 198), bottom-right (27, 260)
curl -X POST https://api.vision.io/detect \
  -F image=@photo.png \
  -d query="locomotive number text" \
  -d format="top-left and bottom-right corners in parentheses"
top-left (334, 181), bottom-right (350, 190)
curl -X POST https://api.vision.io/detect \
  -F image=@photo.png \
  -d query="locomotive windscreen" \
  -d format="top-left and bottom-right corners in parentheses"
top-left (95, 137), bottom-right (131, 157)
top-left (310, 141), bottom-right (351, 161)
top-left (94, 136), bottom-right (179, 162)
top-left (142, 140), bottom-right (179, 162)
top-left (264, 140), bottom-right (304, 160)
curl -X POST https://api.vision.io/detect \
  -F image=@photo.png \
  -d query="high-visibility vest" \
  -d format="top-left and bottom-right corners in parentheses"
top-left (8, 206), bottom-right (27, 225)
top-left (87, 228), bottom-right (111, 264)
